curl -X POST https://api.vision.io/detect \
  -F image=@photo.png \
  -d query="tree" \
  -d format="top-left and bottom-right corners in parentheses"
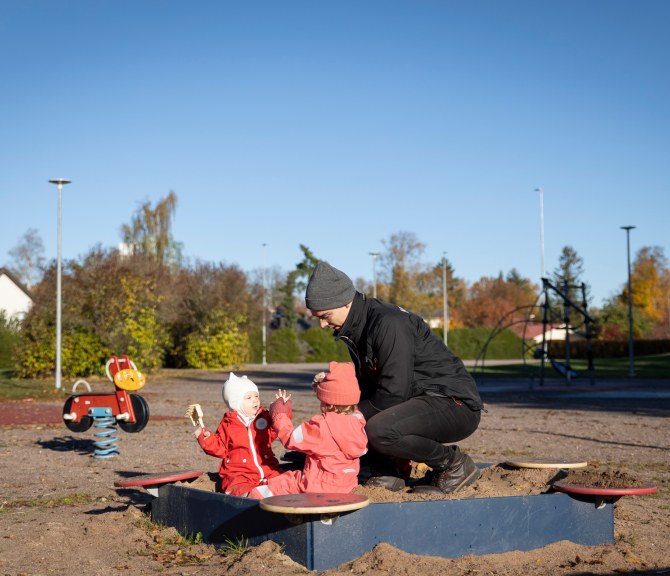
top-left (278, 244), bottom-right (320, 327)
top-left (14, 247), bottom-right (175, 377)
top-left (167, 261), bottom-right (253, 367)
top-left (421, 256), bottom-right (467, 329)
top-left (378, 231), bottom-right (431, 313)
top-left (120, 191), bottom-right (181, 265)
top-left (629, 246), bottom-right (670, 337)
top-left (7, 228), bottom-right (45, 289)
top-left (596, 246), bottom-right (669, 340)
top-left (550, 246), bottom-right (592, 328)
top-left (460, 271), bottom-right (538, 329)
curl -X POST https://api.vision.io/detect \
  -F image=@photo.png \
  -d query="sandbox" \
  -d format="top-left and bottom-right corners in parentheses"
top-left (150, 482), bottom-right (614, 571)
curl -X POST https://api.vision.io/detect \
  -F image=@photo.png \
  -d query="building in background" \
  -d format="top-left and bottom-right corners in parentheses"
top-left (0, 267), bottom-right (33, 321)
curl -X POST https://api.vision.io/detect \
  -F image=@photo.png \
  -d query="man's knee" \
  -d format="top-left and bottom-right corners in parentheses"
top-left (366, 412), bottom-right (400, 448)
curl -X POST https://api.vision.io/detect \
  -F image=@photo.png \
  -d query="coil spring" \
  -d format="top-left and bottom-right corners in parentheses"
top-left (88, 407), bottom-right (119, 459)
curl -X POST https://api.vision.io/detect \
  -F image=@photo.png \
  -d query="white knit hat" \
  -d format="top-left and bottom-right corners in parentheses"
top-left (222, 373), bottom-right (259, 412)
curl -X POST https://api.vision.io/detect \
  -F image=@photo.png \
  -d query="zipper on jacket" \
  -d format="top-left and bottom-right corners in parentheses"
top-left (338, 335), bottom-right (361, 372)
top-left (238, 413), bottom-right (265, 480)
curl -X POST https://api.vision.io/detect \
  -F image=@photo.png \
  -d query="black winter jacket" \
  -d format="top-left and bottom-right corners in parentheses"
top-left (335, 292), bottom-right (483, 418)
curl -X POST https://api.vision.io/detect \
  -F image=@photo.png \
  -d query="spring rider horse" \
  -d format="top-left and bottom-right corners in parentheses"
top-left (62, 355), bottom-right (150, 458)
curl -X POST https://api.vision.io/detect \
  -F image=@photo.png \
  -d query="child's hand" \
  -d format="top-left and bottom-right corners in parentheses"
top-left (195, 427), bottom-right (210, 439)
top-left (312, 372), bottom-right (326, 390)
top-left (275, 388), bottom-right (292, 402)
top-left (270, 397), bottom-right (292, 420)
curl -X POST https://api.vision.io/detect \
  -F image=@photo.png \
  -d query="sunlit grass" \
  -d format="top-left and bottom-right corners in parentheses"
top-left (1, 353), bottom-right (668, 402)
top-left (0, 375), bottom-right (67, 401)
top-left (473, 353), bottom-right (670, 379)
top-left (0, 493), bottom-right (99, 512)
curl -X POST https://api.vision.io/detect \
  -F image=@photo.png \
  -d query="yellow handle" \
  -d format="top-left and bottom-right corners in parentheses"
top-left (113, 368), bottom-right (146, 391)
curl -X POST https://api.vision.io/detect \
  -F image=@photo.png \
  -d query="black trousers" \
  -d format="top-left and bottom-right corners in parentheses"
top-left (364, 395), bottom-right (481, 469)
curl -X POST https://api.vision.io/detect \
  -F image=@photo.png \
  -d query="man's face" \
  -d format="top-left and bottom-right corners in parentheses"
top-left (310, 303), bottom-right (351, 330)
top-left (240, 391), bottom-right (260, 417)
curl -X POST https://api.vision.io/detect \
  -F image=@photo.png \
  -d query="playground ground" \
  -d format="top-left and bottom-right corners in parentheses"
top-left (0, 364), bottom-right (668, 575)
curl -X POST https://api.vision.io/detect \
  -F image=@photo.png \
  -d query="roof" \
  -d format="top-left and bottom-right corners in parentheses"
top-left (0, 267), bottom-right (33, 298)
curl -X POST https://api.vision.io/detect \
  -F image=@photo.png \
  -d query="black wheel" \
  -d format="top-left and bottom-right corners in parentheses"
top-left (118, 394), bottom-right (150, 433)
top-left (62, 397), bottom-right (93, 432)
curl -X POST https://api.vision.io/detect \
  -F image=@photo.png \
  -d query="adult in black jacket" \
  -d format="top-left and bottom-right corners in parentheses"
top-left (305, 261), bottom-right (483, 493)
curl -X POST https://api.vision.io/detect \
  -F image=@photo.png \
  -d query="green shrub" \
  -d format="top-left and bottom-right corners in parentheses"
top-left (61, 330), bottom-right (109, 377)
top-left (184, 312), bottom-right (250, 369)
top-left (267, 327), bottom-right (301, 363)
top-left (0, 313), bottom-right (18, 370)
top-left (14, 326), bottom-right (109, 378)
top-left (299, 327), bottom-right (350, 362)
top-left (14, 319), bottom-right (53, 378)
top-left (438, 327), bottom-right (523, 360)
top-left (248, 326), bottom-right (264, 364)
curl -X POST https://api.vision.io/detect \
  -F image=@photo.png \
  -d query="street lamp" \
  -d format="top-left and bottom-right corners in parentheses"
top-left (534, 187), bottom-right (545, 279)
top-left (442, 252), bottom-right (449, 347)
top-left (262, 243), bottom-right (267, 366)
top-left (369, 252), bottom-right (380, 299)
top-left (49, 178), bottom-right (71, 390)
top-left (621, 226), bottom-right (636, 377)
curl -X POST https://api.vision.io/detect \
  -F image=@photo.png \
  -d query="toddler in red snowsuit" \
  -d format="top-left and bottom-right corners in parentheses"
top-left (195, 373), bottom-right (284, 496)
top-left (249, 362), bottom-right (368, 499)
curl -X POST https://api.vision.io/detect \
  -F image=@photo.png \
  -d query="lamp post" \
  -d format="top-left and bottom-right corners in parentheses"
top-left (442, 252), bottom-right (448, 347)
top-left (262, 243), bottom-right (267, 366)
top-left (534, 187), bottom-right (545, 279)
top-left (49, 178), bottom-right (71, 390)
top-left (621, 226), bottom-right (636, 377)
top-left (369, 252), bottom-right (380, 299)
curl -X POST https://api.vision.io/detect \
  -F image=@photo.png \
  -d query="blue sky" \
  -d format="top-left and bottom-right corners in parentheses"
top-left (1, 0), bottom-right (668, 307)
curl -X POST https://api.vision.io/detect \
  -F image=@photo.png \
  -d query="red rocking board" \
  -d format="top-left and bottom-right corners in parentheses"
top-left (552, 481), bottom-right (657, 497)
top-left (114, 470), bottom-right (204, 497)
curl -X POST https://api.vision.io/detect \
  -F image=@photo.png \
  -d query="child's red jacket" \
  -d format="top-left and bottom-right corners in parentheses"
top-left (271, 410), bottom-right (368, 494)
top-left (197, 408), bottom-right (282, 495)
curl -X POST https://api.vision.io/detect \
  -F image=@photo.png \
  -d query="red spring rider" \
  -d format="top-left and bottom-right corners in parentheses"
top-left (62, 355), bottom-right (150, 433)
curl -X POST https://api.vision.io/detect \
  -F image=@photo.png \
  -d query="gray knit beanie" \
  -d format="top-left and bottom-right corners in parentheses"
top-left (305, 262), bottom-right (356, 311)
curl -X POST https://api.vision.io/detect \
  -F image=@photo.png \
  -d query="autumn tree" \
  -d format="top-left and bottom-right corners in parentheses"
top-left (379, 231), bottom-right (423, 304)
top-left (598, 245), bottom-right (670, 339)
top-left (7, 228), bottom-right (45, 289)
top-left (631, 247), bottom-right (670, 325)
top-left (120, 191), bottom-right (182, 265)
top-left (460, 270), bottom-right (538, 329)
top-left (373, 231), bottom-right (436, 315)
top-left (420, 256), bottom-right (467, 329)
top-left (15, 248), bottom-right (175, 376)
top-left (629, 246), bottom-right (670, 338)
top-left (168, 261), bottom-right (253, 367)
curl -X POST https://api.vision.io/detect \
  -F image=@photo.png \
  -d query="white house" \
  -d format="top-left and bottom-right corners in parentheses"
top-left (0, 267), bottom-right (33, 321)
top-left (526, 323), bottom-right (586, 343)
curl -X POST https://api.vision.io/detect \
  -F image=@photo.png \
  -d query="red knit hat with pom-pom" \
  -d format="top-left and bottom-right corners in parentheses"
top-left (316, 362), bottom-right (360, 406)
